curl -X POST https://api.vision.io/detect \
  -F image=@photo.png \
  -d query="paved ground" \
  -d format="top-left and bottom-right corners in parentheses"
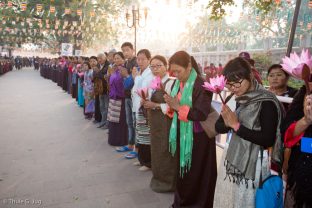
top-left (0, 68), bottom-right (223, 208)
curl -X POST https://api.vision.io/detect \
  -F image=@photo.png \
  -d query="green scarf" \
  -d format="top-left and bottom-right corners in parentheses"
top-left (169, 68), bottom-right (197, 177)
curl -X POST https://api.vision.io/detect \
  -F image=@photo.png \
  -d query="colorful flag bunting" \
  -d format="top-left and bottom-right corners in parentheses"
top-left (77, 9), bottom-right (82, 16)
top-left (50, 6), bottom-right (55, 13)
top-left (21, 3), bottom-right (27, 11)
top-left (36, 4), bottom-right (43, 12)
top-left (65, 8), bottom-right (71, 14)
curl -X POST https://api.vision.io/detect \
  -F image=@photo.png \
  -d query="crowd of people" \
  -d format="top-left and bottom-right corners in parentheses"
top-left (0, 56), bottom-right (14, 75)
top-left (0, 55), bottom-right (41, 75)
top-left (37, 43), bottom-right (311, 208)
top-left (14, 56), bottom-right (34, 69)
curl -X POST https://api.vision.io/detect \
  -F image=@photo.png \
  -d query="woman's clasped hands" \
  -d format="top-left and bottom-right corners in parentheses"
top-left (221, 104), bottom-right (239, 130)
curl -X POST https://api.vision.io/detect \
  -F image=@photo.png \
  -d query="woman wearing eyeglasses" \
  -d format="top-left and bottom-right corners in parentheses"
top-left (142, 55), bottom-right (177, 193)
top-left (213, 57), bottom-right (283, 207)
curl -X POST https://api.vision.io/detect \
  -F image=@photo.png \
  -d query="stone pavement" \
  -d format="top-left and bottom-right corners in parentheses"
top-left (0, 68), bottom-right (223, 208)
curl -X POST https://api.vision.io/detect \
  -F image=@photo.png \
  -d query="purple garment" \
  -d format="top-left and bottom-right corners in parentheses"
top-left (193, 121), bottom-right (204, 133)
top-left (85, 99), bottom-right (95, 113)
top-left (109, 69), bottom-right (125, 99)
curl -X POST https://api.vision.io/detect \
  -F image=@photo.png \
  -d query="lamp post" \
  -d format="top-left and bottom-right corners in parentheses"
top-left (126, 6), bottom-right (148, 54)
top-left (286, 0), bottom-right (302, 56)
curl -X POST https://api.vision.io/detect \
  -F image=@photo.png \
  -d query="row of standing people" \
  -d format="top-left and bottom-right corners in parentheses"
top-left (39, 45), bottom-right (217, 207)
top-left (39, 46), bottom-right (312, 207)
top-left (0, 58), bottom-right (13, 75)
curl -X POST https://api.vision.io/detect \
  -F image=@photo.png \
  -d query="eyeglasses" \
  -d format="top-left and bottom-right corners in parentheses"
top-left (226, 79), bottom-right (244, 89)
top-left (150, 64), bottom-right (164, 70)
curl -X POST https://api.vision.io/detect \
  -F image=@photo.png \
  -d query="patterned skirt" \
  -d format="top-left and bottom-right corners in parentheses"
top-left (108, 99), bottom-right (128, 146)
top-left (136, 108), bottom-right (150, 145)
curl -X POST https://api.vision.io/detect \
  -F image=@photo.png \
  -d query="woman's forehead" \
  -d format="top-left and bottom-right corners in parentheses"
top-left (269, 68), bottom-right (284, 74)
top-left (170, 64), bottom-right (184, 70)
top-left (151, 59), bottom-right (162, 64)
top-left (226, 75), bottom-right (243, 83)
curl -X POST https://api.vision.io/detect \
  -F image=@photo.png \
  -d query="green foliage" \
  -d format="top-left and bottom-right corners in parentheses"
top-left (288, 78), bottom-right (304, 89)
top-left (253, 0), bottom-right (275, 16)
top-left (207, 0), bottom-right (235, 20)
top-left (253, 52), bottom-right (273, 73)
top-left (207, 0), bottom-right (278, 20)
top-left (184, 0), bottom-right (311, 51)
top-left (0, 0), bottom-right (131, 52)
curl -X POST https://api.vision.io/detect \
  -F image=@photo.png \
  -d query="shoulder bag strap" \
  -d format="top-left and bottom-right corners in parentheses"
top-left (259, 147), bottom-right (264, 188)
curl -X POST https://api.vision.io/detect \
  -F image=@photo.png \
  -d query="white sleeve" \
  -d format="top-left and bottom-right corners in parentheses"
top-left (131, 75), bottom-right (143, 113)
top-left (131, 76), bottom-right (141, 97)
top-left (147, 88), bottom-right (153, 100)
top-left (160, 78), bottom-right (175, 114)
top-left (142, 73), bottom-right (154, 88)
top-left (160, 103), bottom-right (168, 115)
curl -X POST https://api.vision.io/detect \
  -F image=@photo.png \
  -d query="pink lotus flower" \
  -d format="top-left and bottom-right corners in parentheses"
top-left (77, 72), bottom-right (84, 78)
top-left (149, 76), bottom-right (162, 90)
top-left (203, 75), bottom-right (227, 104)
top-left (281, 49), bottom-right (312, 80)
top-left (76, 64), bottom-right (81, 70)
top-left (149, 76), bottom-right (167, 94)
top-left (136, 87), bottom-right (149, 100)
top-left (203, 75), bottom-right (226, 94)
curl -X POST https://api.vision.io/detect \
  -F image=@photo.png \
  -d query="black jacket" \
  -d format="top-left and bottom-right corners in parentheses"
top-left (94, 60), bottom-right (110, 95)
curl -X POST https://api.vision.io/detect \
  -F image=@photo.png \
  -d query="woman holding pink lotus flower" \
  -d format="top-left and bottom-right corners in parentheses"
top-left (142, 55), bottom-right (177, 193)
top-left (131, 49), bottom-right (154, 171)
top-left (282, 87), bottom-right (312, 208)
top-left (213, 57), bottom-right (283, 207)
top-left (280, 49), bottom-right (312, 208)
top-left (164, 51), bottom-right (217, 208)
